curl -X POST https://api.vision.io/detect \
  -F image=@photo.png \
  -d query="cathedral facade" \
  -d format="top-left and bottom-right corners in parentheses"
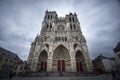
top-left (27, 11), bottom-right (93, 72)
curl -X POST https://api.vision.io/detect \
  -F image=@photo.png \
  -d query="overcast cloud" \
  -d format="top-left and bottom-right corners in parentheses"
top-left (0, 0), bottom-right (120, 60)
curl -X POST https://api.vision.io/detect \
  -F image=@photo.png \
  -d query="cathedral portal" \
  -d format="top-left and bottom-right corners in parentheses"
top-left (52, 45), bottom-right (71, 71)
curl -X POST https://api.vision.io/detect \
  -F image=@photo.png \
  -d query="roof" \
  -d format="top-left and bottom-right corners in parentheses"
top-left (93, 54), bottom-right (114, 62)
top-left (0, 47), bottom-right (22, 61)
top-left (113, 42), bottom-right (120, 53)
top-left (96, 55), bottom-right (108, 60)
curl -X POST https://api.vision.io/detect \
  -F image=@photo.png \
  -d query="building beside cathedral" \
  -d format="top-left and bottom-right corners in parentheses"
top-left (113, 42), bottom-right (120, 72)
top-left (92, 55), bottom-right (116, 73)
top-left (27, 11), bottom-right (93, 72)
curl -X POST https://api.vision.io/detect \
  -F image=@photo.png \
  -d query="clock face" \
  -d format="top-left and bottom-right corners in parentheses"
top-left (57, 25), bottom-right (64, 31)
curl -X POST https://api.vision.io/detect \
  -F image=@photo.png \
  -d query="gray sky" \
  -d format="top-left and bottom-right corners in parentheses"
top-left (0, 0), bottom-right (120, 60)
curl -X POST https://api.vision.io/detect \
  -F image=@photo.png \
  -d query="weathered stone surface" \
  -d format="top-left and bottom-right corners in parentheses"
top-left (27, 11), bottom-right (93, 72)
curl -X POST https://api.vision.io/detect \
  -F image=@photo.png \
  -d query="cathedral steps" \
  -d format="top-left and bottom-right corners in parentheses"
top-left (22, 71), bottom-right (97, 77)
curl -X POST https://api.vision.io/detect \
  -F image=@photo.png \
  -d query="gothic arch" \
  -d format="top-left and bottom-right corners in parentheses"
top-left (37, 50), bottom-right (48, 71)
top-left (52, 45), bottom-right (71, 71)
top-left (75, 47), bottom-right (83, 54)
top-left (54, 44), bottom-right (68, 51)
top-left (53, 45), bottom-right (70, 59)
top-left (40, 44), bottom-right (49, 52)
top-left (75, 50), bottom-right (86, 72)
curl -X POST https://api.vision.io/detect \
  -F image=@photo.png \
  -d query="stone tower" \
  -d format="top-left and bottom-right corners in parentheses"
top-left (27, 10), bottom-right (93, 72)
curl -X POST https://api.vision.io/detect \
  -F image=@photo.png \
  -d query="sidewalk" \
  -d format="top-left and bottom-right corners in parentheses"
top-left (2, 74), bottom-right (113, 80)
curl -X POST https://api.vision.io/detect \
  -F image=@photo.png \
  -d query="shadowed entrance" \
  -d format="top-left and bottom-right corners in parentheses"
top-left (37, 50), bottom-right (48, 72)
top-left (75, 51), bottom-right (85, 72)
top-left (52, 45), bottom-right (71, 71)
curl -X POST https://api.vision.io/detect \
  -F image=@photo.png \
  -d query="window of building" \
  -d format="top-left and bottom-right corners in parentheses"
top-left (51, 15), bottom-right (52, 19)
top-left (58, 37), bottom-right (60, 41)
top-left (76, 36), bottom-right (78, 41)
top-left (74, 44), bottom-right (77, 49)
top-left (46, 44), bottom-right (49, 49)
top-left (74, 24), bottom-right (76, 30)
top-left (70, 24), bottom-right (72, 30)
top-left (69, 17), bottom-right (71, 22)
top-left (62, 37), bottom-right (64, 41)
top-left (72, 17), bottom-right (74, 22)
top-left (55, 37), bottom-right (57, 41)
top-left (46, 24), bottom-right (48, 30)
top-left (50, 24), bottom-right (52, 30)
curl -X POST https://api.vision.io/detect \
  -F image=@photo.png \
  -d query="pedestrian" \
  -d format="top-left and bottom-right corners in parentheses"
top-left (59, 71), bottom-right (63, 76)
top-left (111, 70), bottom-right (117, 80)
top-left (9, 71), bottom-right (13, 80)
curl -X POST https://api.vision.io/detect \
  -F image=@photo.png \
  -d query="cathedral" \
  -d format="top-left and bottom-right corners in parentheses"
top-left (27, 10), bottom-right (93, 72)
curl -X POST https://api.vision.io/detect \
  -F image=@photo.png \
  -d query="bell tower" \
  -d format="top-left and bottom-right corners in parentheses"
top-left (27, 10), bottom-right (93, 72)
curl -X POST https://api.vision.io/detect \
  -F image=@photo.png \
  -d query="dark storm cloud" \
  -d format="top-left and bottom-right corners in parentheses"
top-left (0, 0), bottom-right (42, 60)
top-left (0, 24), bottom-right (7, 41)
top-left (72, 0), bottom-right (120, 59)
top-left (0, 20), bottom-right (33, 60)
top-left (0, 0), bottom-right (120, 60)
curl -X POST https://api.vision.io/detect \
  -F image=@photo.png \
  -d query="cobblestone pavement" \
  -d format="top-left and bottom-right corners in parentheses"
top-left (1, 74), bottom-right (115, 80)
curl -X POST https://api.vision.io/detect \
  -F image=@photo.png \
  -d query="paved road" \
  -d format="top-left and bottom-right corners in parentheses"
top-left (1, 74), bottom-right (115, 80)
top-left (2, 74), bottom-right (120, 80)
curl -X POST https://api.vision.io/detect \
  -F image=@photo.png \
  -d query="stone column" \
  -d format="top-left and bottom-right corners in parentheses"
top-left (71, 58), bottom-right (76, 71)
top-left (47, 52), bottom-right (53, 71)
top-left (84, 58), bottom-right (92, 72)
top-left (47, 58), bottom-right (52, 71)
top-left (70, 50), bottom-right (76, 72)
top-left (31, 59), bottom-right (38, 71)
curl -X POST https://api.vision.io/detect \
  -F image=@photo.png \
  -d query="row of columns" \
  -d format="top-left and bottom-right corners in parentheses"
top-left (31, 52), bottom-right (92, 72)
top-left (31, 58), bottom-right (92, 72)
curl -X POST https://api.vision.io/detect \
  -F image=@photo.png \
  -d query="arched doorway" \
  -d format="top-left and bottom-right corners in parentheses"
top-left (75, 51), bottom-right (85, 72)
top-left (52, 45), bottom-right (71, 71)
top-left (37, 50), bottom-right (48, 72)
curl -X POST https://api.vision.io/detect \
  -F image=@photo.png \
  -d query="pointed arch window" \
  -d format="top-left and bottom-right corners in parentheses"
top-left (46, 24), bottom-right (48, 30)
top-left (69, 17), bottom-right (71, 22)
top-left (50, 24), bottom-right (52, 30)
top-left (70, 24), bottom-right (72, 30)
top-left (72, 17), bottom-right (75, 22)
top-left (74, 24), bottom-right (76, 30)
